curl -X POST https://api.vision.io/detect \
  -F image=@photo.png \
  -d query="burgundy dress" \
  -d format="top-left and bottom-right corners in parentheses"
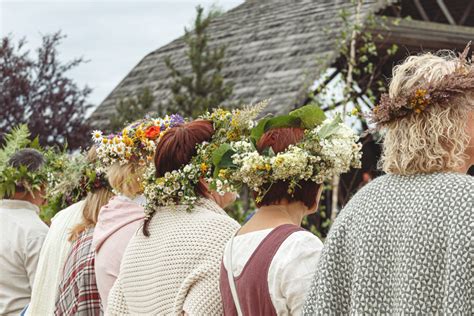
top-left (220, 224), bottom-right (304, 316)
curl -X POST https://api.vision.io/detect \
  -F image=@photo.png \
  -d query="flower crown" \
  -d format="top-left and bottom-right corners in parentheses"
top-left (0, 125), bottom-right (65, 199)
top-left (92, 114), bottom-right (185, 171)
top-left (143, 101), bottom-right (268, 217)
top-left (370, 43), bottom-right (474, 128)
top-left (45, 153), bottom-right (112, 214)
top-left (211, 105), bottom-right (362, 203)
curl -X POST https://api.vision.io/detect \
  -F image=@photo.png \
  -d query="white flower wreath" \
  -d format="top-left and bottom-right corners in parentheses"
top-left (211, 105), bottom-right (362, 203)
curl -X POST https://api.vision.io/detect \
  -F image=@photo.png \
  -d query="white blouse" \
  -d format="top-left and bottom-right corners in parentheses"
top-left (222, 228), bottom-right (324, 315)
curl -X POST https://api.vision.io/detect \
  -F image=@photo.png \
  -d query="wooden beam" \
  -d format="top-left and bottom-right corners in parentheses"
top-left (371, 17), bottom-right (474, 50)
top-left (414, 0), bottom-right (430, 22)
top-left (436, 0), bottom-right (456, 25)
top-left (459, 1), bottom-right (474, 25)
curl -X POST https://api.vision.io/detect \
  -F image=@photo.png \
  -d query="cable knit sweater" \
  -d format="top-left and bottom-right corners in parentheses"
top-left (303, 173), bottom-right (474, 315)
top-left (107, 198), bottom-right (241, 315)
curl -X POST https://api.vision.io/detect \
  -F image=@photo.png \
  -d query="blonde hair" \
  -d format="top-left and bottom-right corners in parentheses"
top-left (381, 51), bottom-right (472, 175)
top-left (69, 188), bottom-right (114, 241)
top-left (69, 146), bottom-right (114, 241)
top-left (107, 162), bottom-right (144, 197)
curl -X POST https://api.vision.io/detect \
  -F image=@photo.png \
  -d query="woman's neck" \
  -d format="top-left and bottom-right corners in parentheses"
top-left (238, 201), bottom-right (308, 235)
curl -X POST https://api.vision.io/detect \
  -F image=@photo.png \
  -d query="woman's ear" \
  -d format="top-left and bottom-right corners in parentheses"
top-left (316, 185), bottom-right (323, 202)
top-left (309, 185), bottom-right (324, 213)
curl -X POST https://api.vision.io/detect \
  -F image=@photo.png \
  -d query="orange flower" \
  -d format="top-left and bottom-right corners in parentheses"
top-left (145, 126), bottom-right (161, 140)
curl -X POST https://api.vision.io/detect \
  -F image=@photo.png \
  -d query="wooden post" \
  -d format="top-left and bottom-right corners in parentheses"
top-left (330, 0), bottom-right (362, 223)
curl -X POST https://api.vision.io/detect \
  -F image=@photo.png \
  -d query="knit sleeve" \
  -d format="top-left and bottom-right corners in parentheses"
top-left (106, 278), bottom-right (129, 316)
top-left (182, 216), bottom-right (240, 315)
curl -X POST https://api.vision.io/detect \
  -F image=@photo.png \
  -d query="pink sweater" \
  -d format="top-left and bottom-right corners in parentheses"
top-left (92, 196), bottom-right (145, 308)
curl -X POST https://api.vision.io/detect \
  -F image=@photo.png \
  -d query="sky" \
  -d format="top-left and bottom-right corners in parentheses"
top-left (0, 0), bottom-right (244, 111)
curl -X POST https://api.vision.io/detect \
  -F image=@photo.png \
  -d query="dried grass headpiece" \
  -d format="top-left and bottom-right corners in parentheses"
top-left (370, 42), bottom-right (474, 128)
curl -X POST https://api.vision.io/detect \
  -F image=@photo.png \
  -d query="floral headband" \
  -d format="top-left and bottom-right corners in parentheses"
top-left (211, 105), bottom-right (362, 203)
top-left (370, 43), bottom-right (474, 128)
top-left (92, 114), bottom-right (185, 171)
top-left (143, 101), bottom-right (268, 217)
top-left (48, 154), bottom-right (112, 209)
top-left (0, 125), bottom-right (66, 199)
top-left (45, 153), bottom-right (113, 215)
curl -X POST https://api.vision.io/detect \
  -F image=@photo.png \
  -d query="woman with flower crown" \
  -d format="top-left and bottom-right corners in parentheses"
top-left (303, 46), bottom-right (474, 315)
top-left (212, 105), bottom-right (361, 315)
top-left (106, 105), bottom-right (265, 315)
top-left (27, 147), bottom-right (111, 316)
top-left (52, 147), bottom-right (114, 315)
top-left (90, 114), bottom-right (184, 310)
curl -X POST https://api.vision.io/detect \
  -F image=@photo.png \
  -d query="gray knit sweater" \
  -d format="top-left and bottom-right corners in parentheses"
top-left (303, 173), bottom-right (473, 315)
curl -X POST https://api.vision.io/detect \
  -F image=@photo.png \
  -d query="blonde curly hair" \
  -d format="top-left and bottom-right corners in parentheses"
top-left (380, 51), bottom-right (473, 175)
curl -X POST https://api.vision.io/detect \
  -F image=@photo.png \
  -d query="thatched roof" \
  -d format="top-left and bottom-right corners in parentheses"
top-left (90, 0), bottom-right (392, 126)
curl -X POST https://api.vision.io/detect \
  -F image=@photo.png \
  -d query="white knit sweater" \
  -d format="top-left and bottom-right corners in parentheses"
top-left (107, 198), bottom-right (241, 315)
top-left (26, 200), bottom-right (85, 316)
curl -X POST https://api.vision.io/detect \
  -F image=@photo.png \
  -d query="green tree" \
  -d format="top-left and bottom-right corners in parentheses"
top-left (164, 6), bottom-right (233, 117)
top-left (109, 87), bottom-right (154, 131)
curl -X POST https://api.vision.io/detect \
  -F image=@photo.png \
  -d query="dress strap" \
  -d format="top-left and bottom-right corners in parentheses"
top-left (225, 234), bottom-right (243, 316)
top-left (241, 224), bottom-right (305, 277)
top-left (223, 224), bottom-right (305, 315)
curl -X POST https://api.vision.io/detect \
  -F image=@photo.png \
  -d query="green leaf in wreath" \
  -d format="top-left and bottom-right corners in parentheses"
top-left (318, 114), bottom-right (343, 139)
top-left (289, 104), bottom-right (326, 129)
top-left (261, 146), bottom-right (276, 157)
top-left (86, 168), bottom-right (96, 182)
top-left (250, 118), bottom-right (270, 145)
top-left (19, 165), bottom-right (28, 174)
top-left (265, 115), bottom-right (301, 131)
top-left (250, 114), bottom-right (301, 144)
top-left (30, 136), bottom-right (41, 150)
top-left (211, 143), bottom-right (236, 177)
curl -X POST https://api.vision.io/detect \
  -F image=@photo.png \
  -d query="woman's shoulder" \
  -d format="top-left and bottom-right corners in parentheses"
top-left (193, 200), bottom-right (241, 226)
top-left (51, 200), bottom-right (85, 224)
top-left (280, 230), bottom-right (324, 252)
top-left (436, 172), bottom-right (474, 188)
top-left (271, 230), bottom-right (323, 273)
top-left (367, 172), bottom-right (473, 188)
top-left (182, 209), bottom-right (240, 247)
top-left (193, 209), bottom-right (241, 232)
top-left (375, 172), bottom-right (474, 200)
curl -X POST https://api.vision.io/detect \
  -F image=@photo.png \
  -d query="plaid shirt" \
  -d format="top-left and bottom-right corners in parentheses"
top-left (55, 228), bottom-right (102, 316)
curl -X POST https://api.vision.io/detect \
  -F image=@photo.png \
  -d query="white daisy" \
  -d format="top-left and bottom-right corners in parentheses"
top-left (91, 130), bottom-right (103, 142)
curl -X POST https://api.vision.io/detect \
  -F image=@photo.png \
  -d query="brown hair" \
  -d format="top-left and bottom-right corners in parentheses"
top-left (143, 120), bottom-right (215, 236)
top-left (255, 127), bottom-right (321, 209)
